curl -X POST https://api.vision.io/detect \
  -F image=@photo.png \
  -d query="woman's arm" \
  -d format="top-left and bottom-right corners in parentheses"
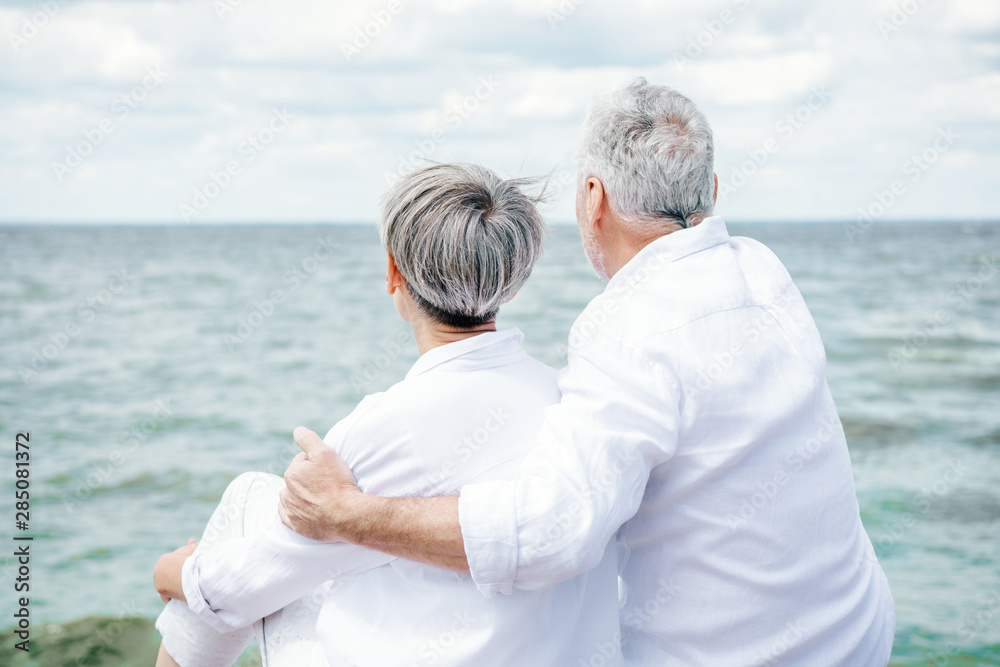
top-left (170, 511), bottom-right (395, 633)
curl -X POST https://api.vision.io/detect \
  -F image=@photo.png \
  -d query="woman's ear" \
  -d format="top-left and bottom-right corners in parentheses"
top-left (386, 253), bottom-right (402, 295)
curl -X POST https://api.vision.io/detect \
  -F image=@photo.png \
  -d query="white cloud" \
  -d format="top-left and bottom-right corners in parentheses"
top-left (0, 0), bottom-right (996, 223)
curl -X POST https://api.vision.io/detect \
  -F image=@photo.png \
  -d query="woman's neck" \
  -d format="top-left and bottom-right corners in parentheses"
top-left (409, 316), bottom-right (498, 355)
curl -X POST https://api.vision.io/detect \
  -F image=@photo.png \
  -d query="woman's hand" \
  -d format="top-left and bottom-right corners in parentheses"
top-left (153, 539), bottom-right (198, 604)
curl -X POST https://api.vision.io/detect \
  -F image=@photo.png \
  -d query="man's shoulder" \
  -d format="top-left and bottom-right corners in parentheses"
top-left (571, 234), bottom-right (797, 350)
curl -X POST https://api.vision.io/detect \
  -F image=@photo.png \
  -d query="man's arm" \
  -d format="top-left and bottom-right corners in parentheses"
top-left (279, 427), bottom-right (468, 572)
top-left (281, 334), bottom-right (678, 592)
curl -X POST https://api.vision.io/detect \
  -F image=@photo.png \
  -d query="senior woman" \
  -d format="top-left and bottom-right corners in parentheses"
top-left (152, 163), bottom-right (622, 667)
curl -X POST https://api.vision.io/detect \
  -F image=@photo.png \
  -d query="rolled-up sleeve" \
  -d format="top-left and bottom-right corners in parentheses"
top-left (458, 480), bottom-right (519, 596)
top-left (459, 330), bottom-right (678, 596)
top-left (182, 515), bottom-right (395, 632)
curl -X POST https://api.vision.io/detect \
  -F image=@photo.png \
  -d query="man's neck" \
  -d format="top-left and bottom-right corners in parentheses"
top-left (605, 215), bottom-right (708, 279)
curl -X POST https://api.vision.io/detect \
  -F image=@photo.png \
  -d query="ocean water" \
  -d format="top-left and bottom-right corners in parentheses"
top-left (1, 222), bottom-right (998, 665)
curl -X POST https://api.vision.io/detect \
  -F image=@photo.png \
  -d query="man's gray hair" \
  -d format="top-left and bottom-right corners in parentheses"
top-left (578, 77), bottom-right (715, 228)
top-left (378, 163), bottom-right (547, 329)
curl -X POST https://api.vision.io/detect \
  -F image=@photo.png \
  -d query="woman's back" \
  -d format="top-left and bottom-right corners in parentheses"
top-left (317, 329), bottom-right (621, 667)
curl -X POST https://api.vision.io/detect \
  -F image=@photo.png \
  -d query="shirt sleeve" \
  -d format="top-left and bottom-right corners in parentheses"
top-left (182, 513), bottom-right (396, 633)
top-left (459, 330), bottom-right (679, 596)
top-left (182, 397), bottom-right (394, 633)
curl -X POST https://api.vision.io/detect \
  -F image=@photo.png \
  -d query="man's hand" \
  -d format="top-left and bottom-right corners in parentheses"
top-left (153, 539), bottom-right (198, 604)
top-left (280, 426), bottom-right (469, 572)
top-left (279, 427), bottom-right (365, 542)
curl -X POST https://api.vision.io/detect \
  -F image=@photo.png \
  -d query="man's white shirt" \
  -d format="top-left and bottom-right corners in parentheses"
top-left (181, 329), bottom-right (622, 666)
top-left (459, 217), bottom-right (896, 666)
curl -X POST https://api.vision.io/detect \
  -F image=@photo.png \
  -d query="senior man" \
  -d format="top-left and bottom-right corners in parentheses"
top-left (282, 79), bottom-right (896, 665)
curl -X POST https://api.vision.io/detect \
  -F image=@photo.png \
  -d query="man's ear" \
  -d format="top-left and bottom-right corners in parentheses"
top-left (586, 177), bottom-right (607, 233)
top-left (386, 253), bottom-right (403, 295)
top-left (713, 173), bottom-right (719, 205)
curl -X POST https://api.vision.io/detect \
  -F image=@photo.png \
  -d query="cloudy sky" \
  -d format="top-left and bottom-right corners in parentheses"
top-left (1, 0), bottom-right (997, 224)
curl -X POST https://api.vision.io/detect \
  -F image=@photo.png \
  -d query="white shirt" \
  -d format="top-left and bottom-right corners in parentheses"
top-left (182, 329), bottom-right (623, 667)
top-left (459, 217), bottom-right (896, 666)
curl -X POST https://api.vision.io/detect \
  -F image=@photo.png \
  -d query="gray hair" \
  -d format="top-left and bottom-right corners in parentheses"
top-left (378, 163), bottom-right (547, 329)
top-left (578, 78), bottom-right (715, 228)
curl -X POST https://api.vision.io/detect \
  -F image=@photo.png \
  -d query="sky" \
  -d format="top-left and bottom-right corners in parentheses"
top-left (0, 0), bottom-right (998, 224)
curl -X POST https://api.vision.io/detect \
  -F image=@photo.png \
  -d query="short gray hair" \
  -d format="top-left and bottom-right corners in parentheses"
top-left (578, 78), bottom-right (715, 228)
top-left (378, 163), bottom-right (547, 329)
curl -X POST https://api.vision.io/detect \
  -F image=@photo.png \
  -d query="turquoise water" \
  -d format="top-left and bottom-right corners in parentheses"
top-left (1, 222), bottom-right (998, 664)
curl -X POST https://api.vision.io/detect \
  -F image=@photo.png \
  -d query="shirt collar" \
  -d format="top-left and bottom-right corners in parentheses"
top-left (606, 215), bottom-right (731, 291)
top-left (405, 327), bottom-right (526, 379)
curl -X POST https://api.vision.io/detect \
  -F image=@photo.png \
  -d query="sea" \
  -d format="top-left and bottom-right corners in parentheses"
top-left (1, 221), bottom-right (998, 665)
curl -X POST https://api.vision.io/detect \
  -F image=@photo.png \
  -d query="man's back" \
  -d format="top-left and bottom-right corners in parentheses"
top-left (321, 329), bottom-right (622, 666)
top-left (463, 218), bottom-right (894, 666)
top-left (572, 217), bottom-right (895, 664)
top-left (592, 218), bottom-right (895, 664)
